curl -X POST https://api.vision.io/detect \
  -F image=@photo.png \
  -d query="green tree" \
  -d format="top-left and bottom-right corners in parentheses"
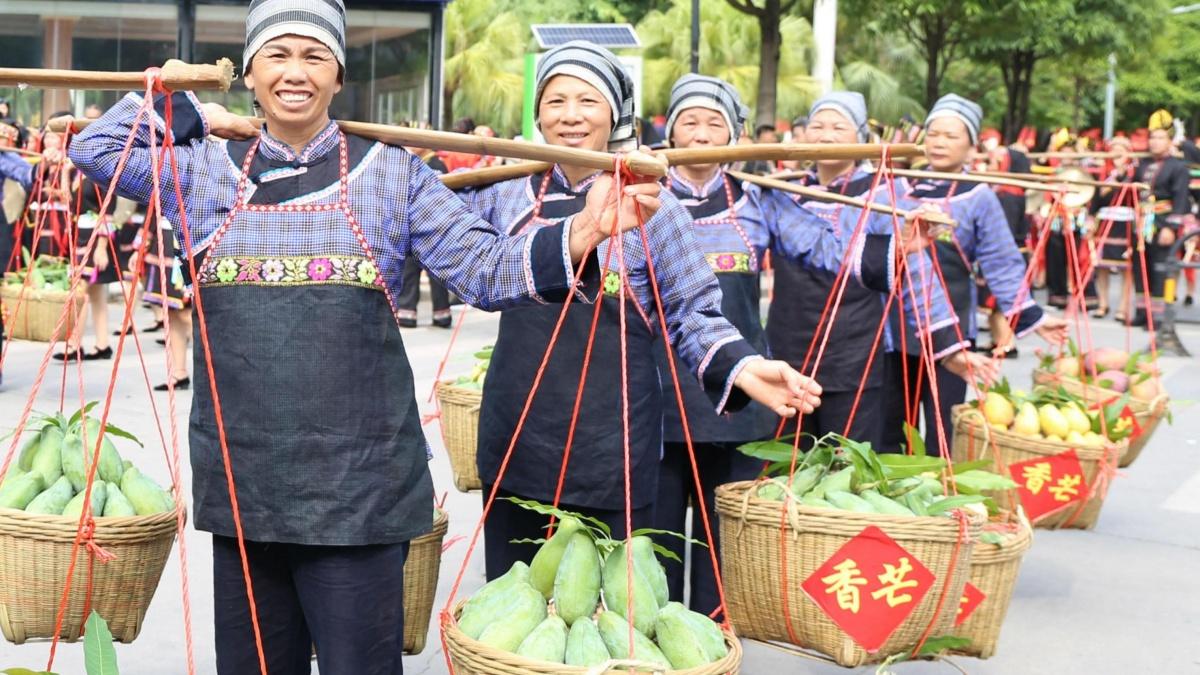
top-left (844, 0), bottom-right (986, 109)
top-left (722, 0), bottom-right (810, 128)
top-left (968, 0), bottom-right (1165, 140)
top-left (639, 0), bottom-right (821, 124)
top-left (1117, 9), bottom-right (1200, 132)
top-left (442, 0), bottom-right (525, 132)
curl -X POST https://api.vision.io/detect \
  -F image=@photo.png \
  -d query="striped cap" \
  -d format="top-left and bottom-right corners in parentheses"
top-left (925, 93), bottom-right (983, 144)
top-left (244, 0), bottom-right (347, 75)
top-left (535, 41), bottom-right (636, 152)
top-left (665, 74), bottom-right (747, 147)
top-left (808, 91), bottom-right (869, 142)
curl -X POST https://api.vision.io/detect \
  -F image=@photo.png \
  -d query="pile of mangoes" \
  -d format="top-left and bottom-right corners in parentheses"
top-left (457, 504), bottom-right (728, 670)
top-left (3, 250), bottom-right (71, 292)
top-left (979, 380), bottom-right (1133, 446)
top-left (451, 346), bottom-right (492, 391)
top-left (0, 408), bottom-right (173, 517)
top-left (739, 433), bottom-right (1014, 518)
top-left (1043, 346), bottom-right (1163, 400)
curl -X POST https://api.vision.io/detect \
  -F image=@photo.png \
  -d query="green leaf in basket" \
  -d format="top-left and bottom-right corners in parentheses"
top-left (914, 635), bottom-right (972, 655)
top-left (735, 438), bottom-right (802, 464)
top-left (100, 422), bottom-right (142, 448)
top-left (502, 496), bottom-right (611, 540)
top-left (67, 402), bottom-right (101, 429)
top-left (951, 470), bottom-right (1018, 494)
top-left (83, 611), bottom-right (119, 675)
top-left (900, 422), bottom-right (927, 457)
top-left (925, 494), bottom-right (988, 516)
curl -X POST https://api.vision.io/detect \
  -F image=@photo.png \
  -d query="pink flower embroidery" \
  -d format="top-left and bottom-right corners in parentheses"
top-left (308, 258), bottom-right (333, 281)
top-left (716, 254), bottom-right (736, 271)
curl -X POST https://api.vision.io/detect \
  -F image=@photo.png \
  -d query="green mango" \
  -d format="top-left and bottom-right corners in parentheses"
top-left (861, 489), bottom-right (916, 516)
top-left (602, 542), bottom-right (659, 637)
top-left (788, 464), bottom-right (826, 497)
top-left (60, 430), bottom-right (85, 493)
top-left (102, 482), bottom-right (137, 517)
top-left (564, 618), bottom-right (609, 667)
top-left (630, 536), bottom-right (669, 609)
top-left (515, 615), bottom-right (568, 664)
top-left (16, 426), bottom-right (46, 472)
top-left (80, 419), bottom-right (124, 485)
top-left (596, 611), bottom-right (670, 669)
top-left (30, 428), bottom-right (64, 488)
top-left (457, 561), bottom-right (533, 638)
top-left (529, 516), bottom-right (582, 599)
top-left (810, 466), bottom-right (854, 498)
top-left (475, 583), bottom-right (547, 652)
top-left (25, 476), bottom-right (74, 515)
top-left (825, 490), bottom-right (877, 514)
top-left (62, 481), bottom-right (107, 518)
top-left (552, 532), bottom-right (601, 626)
top-left (654, 606), bottom-right (714, 668)
top-left (120, 467), bottom-right (174, 515)
top-left (0, 471), bottom-right (44, 510)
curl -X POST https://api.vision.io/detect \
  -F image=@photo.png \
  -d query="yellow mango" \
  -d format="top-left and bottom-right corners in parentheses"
top-left (982, 392), bottom-right (1015, 427)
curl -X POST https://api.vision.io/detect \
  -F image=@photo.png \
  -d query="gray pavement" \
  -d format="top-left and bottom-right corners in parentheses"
top-left (1, 295), bottom-right (1198, 674)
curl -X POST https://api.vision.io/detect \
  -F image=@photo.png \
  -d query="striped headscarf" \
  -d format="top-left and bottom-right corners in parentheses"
top-left (535, 41), bottom-right (637, 152)
top-left (808, 91), bottom-right (869, 142)
top-left (244, 0), bottom-right (347, 75)
top-left (925, 94), bottom-right (983, 144)
top-left (665, 74), bottom-right (748, 146)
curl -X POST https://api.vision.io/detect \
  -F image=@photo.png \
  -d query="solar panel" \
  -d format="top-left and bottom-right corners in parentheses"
top-left (532, 24), bottom-right (641, 50)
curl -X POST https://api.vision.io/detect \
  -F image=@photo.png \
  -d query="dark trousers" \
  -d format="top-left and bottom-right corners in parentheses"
top-left (799, 387), bottom-right (883, 449)
top-left (1045, 231), bottom-right (1070, 305)
top-left (397, 257), bottom-right (449, 317)
top-left (879, 352), bottom-right (968, 456)
top-left (482, 484), bottom-right (654, 581)
top-left (653, 442), bottom-right (761, 618)
top-left (213, 535), bottom-right (409, 675)
top-left (1133, 241), bottom-right (1169, 301)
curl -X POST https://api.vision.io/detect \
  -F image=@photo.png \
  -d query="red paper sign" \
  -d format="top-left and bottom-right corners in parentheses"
top-left (1008, 449), bottom-right (1089, 521)
top-left (955, 582), bottom-right (986, 626)
top-left (800, 525), bottom-right (936, 653)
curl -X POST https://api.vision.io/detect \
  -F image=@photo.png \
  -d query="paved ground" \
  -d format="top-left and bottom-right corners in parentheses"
top-left (1, 292), bottom-right (1198, 674)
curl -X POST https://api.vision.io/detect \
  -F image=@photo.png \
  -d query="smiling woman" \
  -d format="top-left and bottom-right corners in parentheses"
top-left (64, 2), bottom-right (644, 674)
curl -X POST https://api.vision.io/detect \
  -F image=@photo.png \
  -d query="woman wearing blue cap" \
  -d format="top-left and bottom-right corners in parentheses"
top-left (882, 94), bottom-right (1068, 455)
top-left (651, 76), bottom-right (976, 616)
top-left (68, 2), bottom-right (667, 672)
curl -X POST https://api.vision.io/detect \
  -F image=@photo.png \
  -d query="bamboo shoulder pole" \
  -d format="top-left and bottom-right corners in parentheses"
top-left (1025, 150), bottom-right (1150, 160)
top-left (727, 170), bottom-right (957, 228)
top-left (440, 162), bottom-right (553, 190)
top-left (49, 116), bottom-right (669, 178)
top-left (660, 143), bottom-right (923, 166)
top-left (975, 170), bottom-right (1149, 191)
top-left (0, 59), bottom-right (235, 92)
top-left (881, 167), bottom-right (1067, 193)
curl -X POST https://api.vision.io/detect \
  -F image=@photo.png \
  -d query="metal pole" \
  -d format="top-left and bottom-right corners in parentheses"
top-left (811, 0), bottom-right (838, 94)
top-left (1103, 53), bottom-right (1116, 139)
top-left (177, 0), bottom-right (196, 63)
top-left (690, 0), bottom-right (700, 73)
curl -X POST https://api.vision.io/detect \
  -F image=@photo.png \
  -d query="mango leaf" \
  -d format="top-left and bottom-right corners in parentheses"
top-left (99, 422), bottom-right (142, 447)
top-left (83, 611), bottom-right (119, 675)
top-left (508, 537), bottom-right (550, 546)
top-left (915, 635), bottom-right (971, 655)
top-left (503, 497), bottom-right (611, 539)
top-left (901, 422), bottom-right (927, 457)
top-left (951, 459), bottom-right (996, 474)
top-left (951, 470), bottom-right (1018, 494)
top-left (629, 527), bottom-right (708, 550)
top-left (67, 401), bottom-right (101, 428)
top-left (736, 438), bottom-right (801, 464)
top-left (925, 494), bottom-right (988, 516)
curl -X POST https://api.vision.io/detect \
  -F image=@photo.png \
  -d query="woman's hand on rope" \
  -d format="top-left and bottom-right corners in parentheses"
top-left (570, 174), bottom-right (662, 261)
top-left (200, 103), bottom-right (259, 141)
top-left (940, 349), bottom-right (999, 386)
top-left (1035, 315), bottom-right (1069, 345)
top-left (734, 359), bottom-right (823, 418)
top-left (899, 204), bottom-right (946, 254)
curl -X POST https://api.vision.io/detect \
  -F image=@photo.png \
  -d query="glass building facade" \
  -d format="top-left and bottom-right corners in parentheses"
top-left (0, 0), bottom-right (446, 128)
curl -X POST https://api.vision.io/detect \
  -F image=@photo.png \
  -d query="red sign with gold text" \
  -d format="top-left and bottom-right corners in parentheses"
top-left (955, 582), bottom-right (986, 626)
top-left (800, 525), bottom-right (936, 652)
top-left (1007, 449), bottom-right (1088, 521)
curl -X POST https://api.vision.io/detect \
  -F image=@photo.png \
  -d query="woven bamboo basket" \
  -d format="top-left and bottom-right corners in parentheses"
top-left (0, 502), bottom-right (183, 643)
top-left (952, 519), bottom-right (1033, 659)
top-left (436, 381), bottom-right (483, 492)
top-left (950, 404), bottom-right (1124, 530)
top-left (443, 601), bottom-right (743, 674)
top-left (403, 508), bottom-right (449, 655)
top-left (1, 281), bottom-right (82, 343)
top-left (714, 481), bottom-right (981, 667)
top-left (1032, 368), bottom-right (1169, 467)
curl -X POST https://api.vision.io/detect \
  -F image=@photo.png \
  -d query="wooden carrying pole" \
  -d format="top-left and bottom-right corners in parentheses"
top-left (0, 59), bottom-right (235, 92)
top-left (878, 167), bottom-right (1071, 193)
top-left (1025, 150), bottom-right (1150, 160)
top-left (975, 170), bottom-right (1149, 191)
top-left (659, 142), bottom-right (924, 165)
top-left (440, 162), bottom-right (552, 190)
top-left (727, 170), bottom-right (957, 228)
